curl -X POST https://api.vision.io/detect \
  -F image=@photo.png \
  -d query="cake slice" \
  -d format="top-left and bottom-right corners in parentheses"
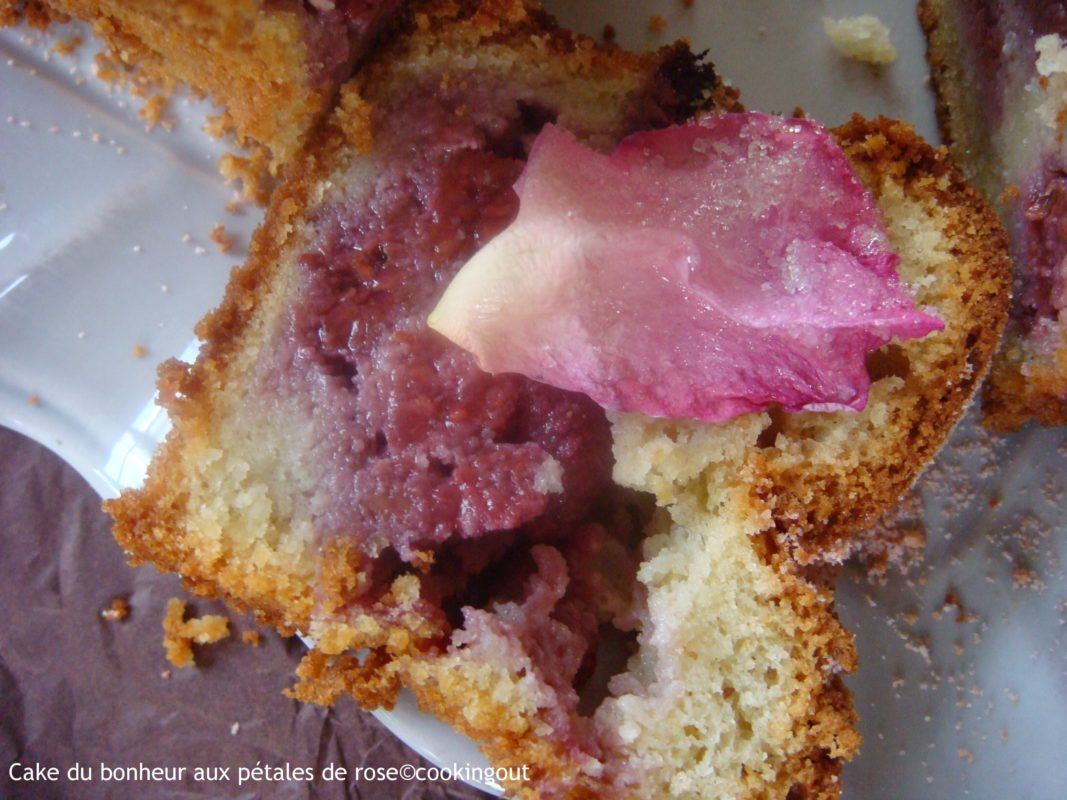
top-left (106, 2), bottom-right (1010, 798)
top-left (0, 0), bottom-right (405, 172)
top-left (921, 0), bottom-right (1067, 429)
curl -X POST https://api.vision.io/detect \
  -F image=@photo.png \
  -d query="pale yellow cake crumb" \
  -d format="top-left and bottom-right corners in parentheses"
top-left (162, 598), bottom-right (230, 668)
top-left (823, 15), bottom-right (897, 65)
top-left (242, 630), bottom-right (261, 647)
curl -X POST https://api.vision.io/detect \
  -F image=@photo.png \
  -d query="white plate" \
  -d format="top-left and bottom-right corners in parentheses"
top-left (3, 3), bottom-right (1066, 798)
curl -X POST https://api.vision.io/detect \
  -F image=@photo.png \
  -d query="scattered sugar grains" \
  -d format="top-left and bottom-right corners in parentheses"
top-left (162, 598), bottom-right (230, 668)
top-left (101, 596), bottom-right (130, 621)
top-left (823, 15), bottom-right (897, 65)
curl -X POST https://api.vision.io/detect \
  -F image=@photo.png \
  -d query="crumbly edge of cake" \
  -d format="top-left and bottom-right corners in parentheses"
top-left (2, 0), bottom-right (333, 172)
top-left (919, 0), bottom-right (1067, 430)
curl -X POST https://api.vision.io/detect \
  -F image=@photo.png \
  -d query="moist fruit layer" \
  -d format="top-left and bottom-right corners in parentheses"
top-left (303, 0), bottom-right (404, 88)
top-left (275, 79), bottom-right (616, 571)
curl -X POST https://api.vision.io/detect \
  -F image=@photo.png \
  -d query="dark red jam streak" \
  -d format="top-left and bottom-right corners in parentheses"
top-left (1021, 169), bottom-right (1067, 324)
top-left (301, 0), bottom-right (404, 88)
top-left (284, 80), bottom-right (623, 597)
top-left (956, 1), bottom-right (1067, 328)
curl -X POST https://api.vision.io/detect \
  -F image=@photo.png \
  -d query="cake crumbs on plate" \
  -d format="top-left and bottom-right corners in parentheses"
top-left (26, 393), bottom-right (40, 407)
top-left (137, 94), bottom-right (169, 131)
top-left (218, 149), bottom-right (273, 205)
top-left (162, 598), bottom-right (230, 668)
top-left (49, 34), bottom-right (82, 56)
top-left (132, 344), bottom-right (147, 359)
top-left (823, 14), bottom-right (897, 65)
top-left (647, 14), bottom-right (667, 33)
top-left (241, 630), bottom-right (261, 647)
top-left (101, 596), bottom-right (130, 621)
top-left (203, 112), bottom-right (235, 140)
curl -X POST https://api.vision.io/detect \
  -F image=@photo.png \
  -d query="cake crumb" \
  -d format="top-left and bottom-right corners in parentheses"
top-left (242, 630), bottom-right (262, 647)
top-left (162, 598), bottom-right (230, 668)
top-left (218, 150), bottom-right (272, 205)
top-left (957, 747), bottom-right (975, 764)
top-left (51, 35), bottom-right (81, 56)
top-left (204, 112), bottom-right (234, 140)
top-left (132, 344), bottom-right (147, 359)
top-left (210, 223), bottom-right (235, 254)
top-left (101, 596), bottom-right (130, 621)
top-left (27, 393), bottom-right (40, 407)
top-left (648, 14), bottom-right (667, 33)
top-left (823, 15), bottom-right (897, 65)
top-left (998, 184), bottom-right (1020, 205)
top-left (137, 94), bottom-right (169, 131)
top-left (160, 669), bottom-right (171, 679)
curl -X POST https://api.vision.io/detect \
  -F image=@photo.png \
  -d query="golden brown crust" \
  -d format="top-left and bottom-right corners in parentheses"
top-left (917, 0), bottom-right (958, 150)
top-left (7, 0), bottom-right (360, 171)
top-left (773, 116), bottom-right (1011, 559)
top-left (983, 333), bottom-right (1067, 430)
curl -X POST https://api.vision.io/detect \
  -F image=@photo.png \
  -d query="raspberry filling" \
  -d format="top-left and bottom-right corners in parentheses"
top-left (300, 0), bottom-right (404, 88)
top-left (1019, 166), bottom-right (1067, 326)
top-left (288, 99), bottom-right (615, 566)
